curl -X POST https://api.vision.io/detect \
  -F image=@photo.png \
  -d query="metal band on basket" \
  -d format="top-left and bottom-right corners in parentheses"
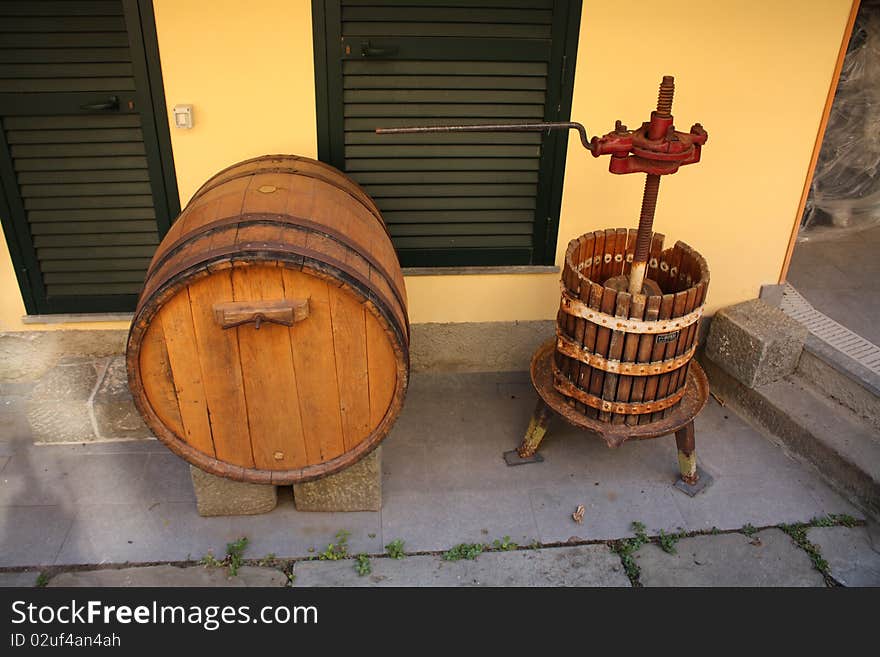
top-left (552, 364), bottom-right (688, 415)
top-left (555, 330), bottom-right (697, 375)
top-left (558, 283), bottom-right (704, 334)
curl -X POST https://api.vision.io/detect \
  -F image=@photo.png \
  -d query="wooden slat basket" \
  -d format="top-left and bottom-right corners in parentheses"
top-left (554, 228), bottom-right (709, 426)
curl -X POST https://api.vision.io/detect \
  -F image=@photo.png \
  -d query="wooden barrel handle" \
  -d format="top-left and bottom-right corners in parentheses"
top-left (213, 299), bottom-right (309, 329)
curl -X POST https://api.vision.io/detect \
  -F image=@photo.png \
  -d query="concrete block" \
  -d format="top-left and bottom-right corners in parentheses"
top-left (410, 320), bottom-right (554, 372)
top-left (49, 565), bottom-right (287, 587)
top-left (807, 526), bottom-right (880, 587)
top-left (293, 448), bottom-right (381, 512)
top-left (93, 356), bottom-right (151, 439)
top-left (706, 299), bottom-right (807, 387)
top-left (190, 466), bottom-right (277, 517)
top-left (636, 529), bottom-right (825, 587)
top-left (26, 359), bottom-right (105, 443)
top-left (293, 545), bottom-right (630, 587)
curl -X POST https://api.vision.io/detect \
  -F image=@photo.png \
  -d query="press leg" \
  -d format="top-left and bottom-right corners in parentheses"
top-left (504, 398), bottom-right (550, 466)
top-left (675, 421), bottom-right (698, 485)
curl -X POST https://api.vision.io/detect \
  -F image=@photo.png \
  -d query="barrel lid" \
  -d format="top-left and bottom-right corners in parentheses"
top-left (128, 260), bottom-right (407, 484)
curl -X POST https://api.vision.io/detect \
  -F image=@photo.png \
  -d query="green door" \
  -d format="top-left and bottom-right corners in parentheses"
top-left (0, 0), bottom-right (177, 314)
top-left (313, 0), bottom-right (582, 267)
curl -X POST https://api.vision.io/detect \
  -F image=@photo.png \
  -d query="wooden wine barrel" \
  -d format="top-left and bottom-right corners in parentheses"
top-left (554, 228), bottom-right (708, 426)
top-left (126, 155), bottom-right (409, 484)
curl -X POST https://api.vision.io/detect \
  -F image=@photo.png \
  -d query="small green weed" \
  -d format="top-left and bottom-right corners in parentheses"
top-left (199, 552), bottom-right (223, 569)
top-left (492, 536), bottom-right (518, 551)
top-left (385, 539), bottom-right (405, 560)
top-left (226, 537), bottom-right (249, 576)
top-left (257, 553), bottom-right (277, 567)
top-left (35, 572), bottom-right (49, 587)
top-left (318, 530), bottom-right (350, 561)
top-left (610, 521), bottom-right (649, 585)
top-left (811, 514), bottom-right (858, 528)
top-left (741, 523), bottom-right (757, 537)
top-left (443, 543), bottom-right (485, 561)
top-left (657, 529), bottom-right (681, 554)
top-left (780, 522), bottom-right (829, 577)
top-left (199, 536), bottom-right (249, 576)
top-left (354, 554), bottom-right (372, 577)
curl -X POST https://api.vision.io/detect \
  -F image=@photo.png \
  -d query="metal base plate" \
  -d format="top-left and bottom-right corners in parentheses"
top-left (673, 467), bottom-right (714, 497)
top-left (503, 450), bottom-right (544, 466)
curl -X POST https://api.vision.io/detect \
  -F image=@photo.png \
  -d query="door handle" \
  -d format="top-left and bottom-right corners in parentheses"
top-left (79, 95), bottom-right (119, 111)
top-left (360, 41), bottom-right (398, 57)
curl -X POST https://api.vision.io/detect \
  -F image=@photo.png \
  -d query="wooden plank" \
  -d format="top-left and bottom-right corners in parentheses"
top-left (20, 182), bottom-right (153, 196)
top-left (614, 292), bottom-right (646, 425)
top-left (46, 282), bottom-right (140, 295)
top-left (576, 284), bottom-right (613, 418)
top-left (232, 264), bottom-right (308, 471)
top-left (344, 103), bottom-right (544, 118)
top-left (344, 75), bottom-right (547, 91)
top-left (342, 61), bottom-right (548, 77)
top-left (12, 142), bottom-right (145, 158)
top-left (345, 144), bottom-right (540, 158)
top-left (187, 271), bottom-right (254, 468)
top-left (0, 63), bottom-right (133, 79)
top-left (341, 7), bottom-right (552, 23)
top-left (640, 293), bottom-right (674, 425)
top-left (42, 257), bottom-right (151, 272)
top-left (18, 168), bottom-right (149, 184)
top-left (376, 196), bottom-right (536, 211)
top-left (627, 294), bottom-right (662, 425)
top-left (585, 282), bottom-right (614, 420)
top-left (0, 77), bottom-right (135, 93)
top-left (43, 269), bottom-right (145, 284)
top-left (33, 232), bottom-right (157, 247)
top-left (28, 207), bottom-right (155, 221)
top-left (345, 158), bottom-right (539, 172)
top-left (159, 290), bottom-right (214, 456)
top-left (600, 228), bottom-right (616, 283)
top-left (330, 288), bottom-right (372, 450)
top-left (342, 21), bottom-right (551, 38)
top-left (391, 234), bottom-right (530, 249)
top-left (282, 269), bottom-right (346, 464)
top-left (8, 128), bottom-right (143, 144)
top-left (343, 89), bottom-right (545, 104)
top-left (365, 183), bottom-right (537, 198)
top-left (24, 194), bottom-right (154, 210)
top-left (14, 156), bottom-right (148, 171)
top-left (600, 292), bottom-right (630, 422)
top-left (651, 290), bottom-right (689, 422)
top-left (138, 319), bottom-right (183, 436)
top-left (351, 171), bottom-right (539, 184)
top-left (366, 309), bottom-right (398, 428)
top-left (31, 220), bottom-right (157, 234)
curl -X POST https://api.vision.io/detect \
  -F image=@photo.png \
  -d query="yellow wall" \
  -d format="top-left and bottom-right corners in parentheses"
top-left (0, 0), bottom-right (854, 330)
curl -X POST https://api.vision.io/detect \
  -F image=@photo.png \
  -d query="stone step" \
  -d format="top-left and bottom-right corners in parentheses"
top-left (795, 335), bottom-right (880, 433)
top-left (702, 355), bottom-right (880, 517)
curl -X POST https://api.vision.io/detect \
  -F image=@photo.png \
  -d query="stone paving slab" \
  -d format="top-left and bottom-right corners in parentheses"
top-left (807, 525), bottom-right (880, 587)
top-left (92, 357), bottom-right (151, 440)
top-left (293, 545), bottom-right (630, 587)
top-left (0, 371), bottom-right (869, 569)
top-left (635, 529), bottom-right (826, 587)
top-left (0, 571), bottom-right (40, 587)
top-left (27, 359), bottom-right (105, 444)
top-left (48, 565), bottom-right (287, 587)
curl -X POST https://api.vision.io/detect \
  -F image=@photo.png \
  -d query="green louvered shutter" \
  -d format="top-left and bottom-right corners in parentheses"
top-left (314, 0), bottom-right (581, 267)
top-left (0, 0), bottom-right (176, 314)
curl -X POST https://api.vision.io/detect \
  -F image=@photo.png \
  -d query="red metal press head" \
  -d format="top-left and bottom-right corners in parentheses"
top-left (590, 76), bottom-right (708, 176)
